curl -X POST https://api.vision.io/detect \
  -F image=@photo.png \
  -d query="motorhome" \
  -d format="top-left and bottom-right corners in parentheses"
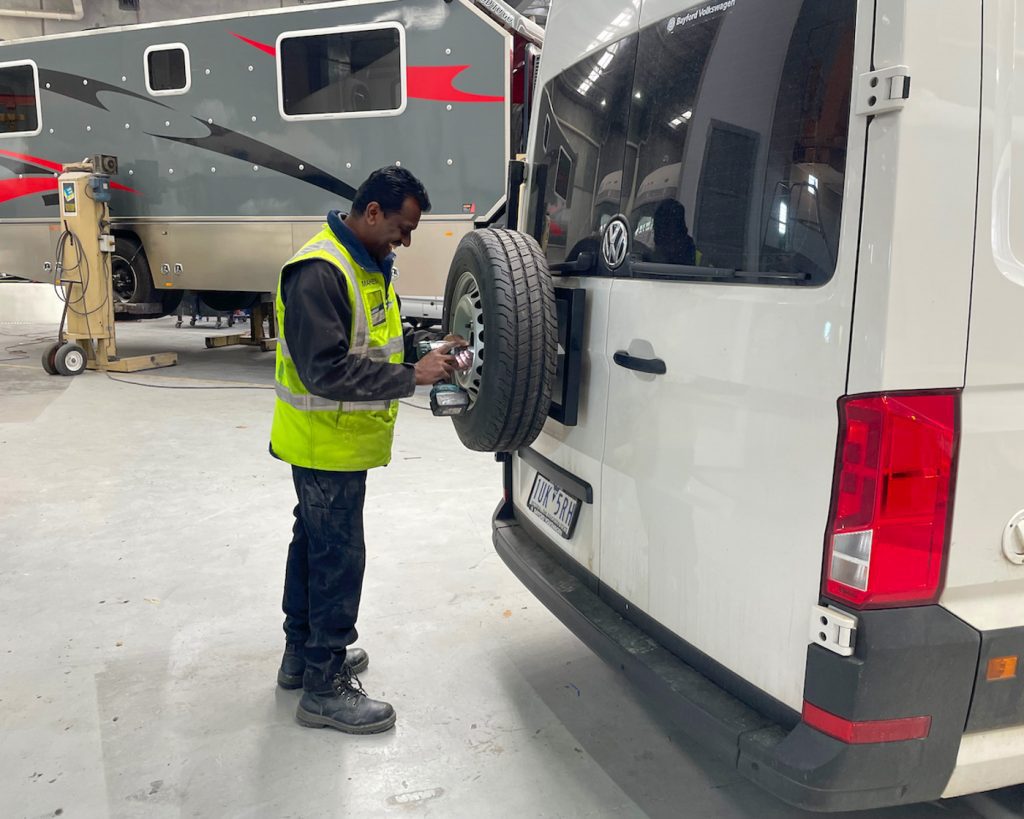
top-left (0, 0), bottom-right (540, 320)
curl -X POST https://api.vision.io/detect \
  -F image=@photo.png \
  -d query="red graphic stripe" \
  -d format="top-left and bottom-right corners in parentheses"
top-left (231, 35), bottom-right (503, 103)
top-left (231, 32), bottom-right (276, 56)
top-left (0, 148), bottom-right (140, 192)
top-left (407, 65), bottom-right (504, 103)
top-left (0, 148), bottom-right (63, 173)
top-left (0, 175), bottom-right (138, 205)
top-left (0, 177), bottom-right (57, 204)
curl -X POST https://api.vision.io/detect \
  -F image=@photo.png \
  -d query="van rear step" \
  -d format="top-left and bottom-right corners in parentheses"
top-left (494, 507), bottom-right (776, 760)
top-left (493, 504), bottom-right (979, 812)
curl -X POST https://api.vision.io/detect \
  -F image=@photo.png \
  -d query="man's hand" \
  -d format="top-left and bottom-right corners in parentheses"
top-left (414, 347), bottom-right (456, 385)
top-left (414, 336), bottom-right (471, 385)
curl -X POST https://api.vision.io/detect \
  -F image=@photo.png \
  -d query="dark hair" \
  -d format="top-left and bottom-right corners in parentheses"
top-left (351, 166), bottom-right (431, 215)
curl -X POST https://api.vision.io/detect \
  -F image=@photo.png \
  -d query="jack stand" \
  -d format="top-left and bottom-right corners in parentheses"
top-left (43, 159), bottom-right (177, 376)
top-left (204, 297), bottom-right (278, 353)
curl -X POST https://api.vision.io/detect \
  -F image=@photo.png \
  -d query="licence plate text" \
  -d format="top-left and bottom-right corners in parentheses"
top-left (528, 473), bottom-right (580, 539)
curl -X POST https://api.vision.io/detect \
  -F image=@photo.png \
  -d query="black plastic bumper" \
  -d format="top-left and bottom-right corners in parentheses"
top-left (493, 503), bottom-right (981, 812)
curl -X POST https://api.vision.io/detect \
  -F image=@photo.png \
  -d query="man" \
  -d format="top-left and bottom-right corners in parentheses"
top-left (651, 198), bottom-right (697, 266)
top-left (269, 166), bottom-right (463, 734)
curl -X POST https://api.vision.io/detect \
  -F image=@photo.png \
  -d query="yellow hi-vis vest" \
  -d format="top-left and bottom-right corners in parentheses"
top-left (270, 226), bottom-right (405, 471)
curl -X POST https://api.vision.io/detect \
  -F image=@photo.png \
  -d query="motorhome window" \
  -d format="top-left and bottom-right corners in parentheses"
top-left (624, 0), bottom-right (856, 285)
top-left (146, 46), bottom-right (189, 94)
top-left (280, 27), bottom-right (402, 117)
top-left (0, 63), bottom-right (39, 135)
top-left (528, 34), bottom-right (639, 268)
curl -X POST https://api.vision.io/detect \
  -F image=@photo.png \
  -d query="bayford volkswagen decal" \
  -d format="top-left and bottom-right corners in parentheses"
top-left (667, 0), bottom-right (738, 33)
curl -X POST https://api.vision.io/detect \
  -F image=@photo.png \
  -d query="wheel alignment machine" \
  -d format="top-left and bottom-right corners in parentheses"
top-left (45, 156), bottom-right (176, 375)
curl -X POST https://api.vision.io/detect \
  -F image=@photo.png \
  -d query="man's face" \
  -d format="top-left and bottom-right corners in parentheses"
top-left (363, 196), bottom-right (422, 262)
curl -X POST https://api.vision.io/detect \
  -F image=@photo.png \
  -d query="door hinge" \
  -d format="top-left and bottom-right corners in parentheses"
top-left (855, 65), bottom-right (911, 117)
top-left (810, 604), bottom-right (857, 657)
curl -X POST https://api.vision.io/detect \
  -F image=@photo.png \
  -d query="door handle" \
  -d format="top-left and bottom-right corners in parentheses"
top-left (550, 251), bottom-right (596, 274)
top-left (614, 351), bottom-right (666, 375)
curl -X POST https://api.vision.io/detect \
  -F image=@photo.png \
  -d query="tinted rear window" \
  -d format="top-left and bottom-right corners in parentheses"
top-left (528, 34), bottom-right (639, 266)
top-left (530, 0), bottom-right (858, 284)
top-left (626, 0), bottom-right (857, 284)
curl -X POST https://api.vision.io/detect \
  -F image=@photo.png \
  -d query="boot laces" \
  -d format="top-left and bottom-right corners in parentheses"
top-left (332, 666), bottom-right (367, 699)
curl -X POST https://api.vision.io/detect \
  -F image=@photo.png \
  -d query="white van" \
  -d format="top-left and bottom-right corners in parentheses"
top-left (441, 0), bottom-right (1024, 810)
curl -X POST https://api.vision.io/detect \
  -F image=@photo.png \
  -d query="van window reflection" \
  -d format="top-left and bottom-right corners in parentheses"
top-left (527, 35), bottom-right (637, 267)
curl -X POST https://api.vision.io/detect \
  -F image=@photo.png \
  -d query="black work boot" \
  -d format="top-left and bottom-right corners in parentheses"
top-left (296, 667), bottom-right (396, 734)
top-left (277, 643), bottom-right (369, 689)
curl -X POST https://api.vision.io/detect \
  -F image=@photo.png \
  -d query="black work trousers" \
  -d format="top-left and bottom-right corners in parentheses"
top-left (282, 465), bottom-right (367, 693)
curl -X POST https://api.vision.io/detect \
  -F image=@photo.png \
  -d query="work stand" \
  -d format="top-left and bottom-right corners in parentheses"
top-left (77, 335), bottom-right (177, 373)
top-left (43, 162), bottom-right (177, 377)
top-left (204, 298), bottom-right (278, 353)
top-left (44, 314), bottom-right (178, 377)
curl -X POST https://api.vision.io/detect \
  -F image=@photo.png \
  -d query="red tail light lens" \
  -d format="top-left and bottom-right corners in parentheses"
top-left (823, 392), bottom-right (959, 609)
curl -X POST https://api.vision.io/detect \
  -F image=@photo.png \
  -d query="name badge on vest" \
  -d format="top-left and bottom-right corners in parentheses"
top-left (367, 289), bottom-right (387, 326)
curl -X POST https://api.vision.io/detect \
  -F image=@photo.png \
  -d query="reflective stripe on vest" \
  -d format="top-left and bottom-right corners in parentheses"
top-left (274, 383), bottom-right (393, 413)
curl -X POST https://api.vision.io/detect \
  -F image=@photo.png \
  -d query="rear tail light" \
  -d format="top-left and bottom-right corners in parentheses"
top-left (823, 391), bottom-right (959, 609)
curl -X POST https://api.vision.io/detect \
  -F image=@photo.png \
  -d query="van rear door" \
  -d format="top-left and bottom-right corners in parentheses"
top-left (598, 0), bottom-right (868, 711)
top-left (943, 0), bottom-right (1024, 637)
top-left (512, 2), bottom-right (642, 576)
top-left (938, 1), bottom-right (1024, 794)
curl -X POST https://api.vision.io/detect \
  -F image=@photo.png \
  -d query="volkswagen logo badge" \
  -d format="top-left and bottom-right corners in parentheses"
top-left (602, 217), bottom-right (630, 270)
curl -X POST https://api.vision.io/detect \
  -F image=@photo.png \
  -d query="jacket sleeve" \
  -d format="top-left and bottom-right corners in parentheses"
top-left (280, 259), bottom-right (417, 402)
top-left (396, 293), bottom-right (420, 362)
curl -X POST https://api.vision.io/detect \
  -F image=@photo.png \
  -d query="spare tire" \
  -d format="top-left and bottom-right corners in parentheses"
top-left (442, 229), bottom-right (557, 452)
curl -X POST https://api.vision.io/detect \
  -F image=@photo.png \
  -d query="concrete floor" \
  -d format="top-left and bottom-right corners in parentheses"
top-left (2, 317), bottom-right (1023, 819)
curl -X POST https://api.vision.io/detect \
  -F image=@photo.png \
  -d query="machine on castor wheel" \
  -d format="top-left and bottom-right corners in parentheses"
top-left (42, 155), bottom-right (176, 376)
top-left (41, 341), bottom-right (88, 376)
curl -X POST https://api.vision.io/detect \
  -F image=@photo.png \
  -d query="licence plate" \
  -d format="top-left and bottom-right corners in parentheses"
top-left (528, 472), bottom-right (580, 539)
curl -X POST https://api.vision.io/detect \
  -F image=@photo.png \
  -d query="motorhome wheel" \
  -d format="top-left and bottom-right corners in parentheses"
top-left (442, 229), bottom-right (556, 452)
top-left (111, 237), bottom-right (157, 319)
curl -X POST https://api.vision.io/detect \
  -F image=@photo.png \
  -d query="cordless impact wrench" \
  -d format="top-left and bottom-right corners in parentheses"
top-left (416, 340), bottom-right (472, 416)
